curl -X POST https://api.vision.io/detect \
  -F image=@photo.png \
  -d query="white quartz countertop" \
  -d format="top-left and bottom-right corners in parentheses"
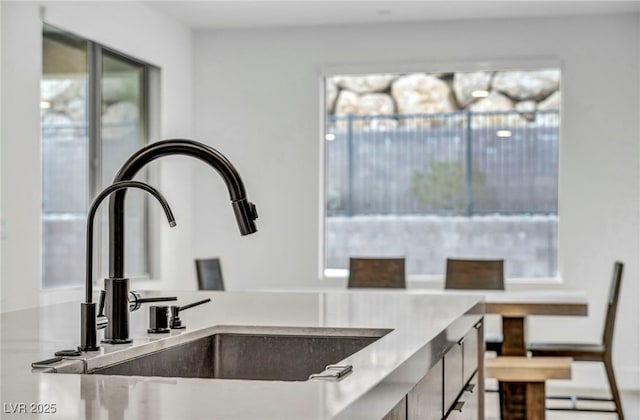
top-left (1, 290), bottom-right (483, 419)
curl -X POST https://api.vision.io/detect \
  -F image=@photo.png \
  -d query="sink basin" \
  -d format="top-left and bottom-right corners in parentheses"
top-left (86, 327), bottom-right (388, 381)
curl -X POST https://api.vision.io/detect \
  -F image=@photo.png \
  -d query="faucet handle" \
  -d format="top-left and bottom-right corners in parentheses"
top-left (129, 291), bottom-right (177, 312)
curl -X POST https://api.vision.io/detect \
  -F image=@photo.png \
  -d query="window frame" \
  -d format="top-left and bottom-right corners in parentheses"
top-left (41, 23), bottom-right (160, 288)
top-left (318, 58), bottom-right (563, 283)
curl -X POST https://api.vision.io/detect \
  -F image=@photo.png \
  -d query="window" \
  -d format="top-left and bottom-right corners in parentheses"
top-left (323, 68), bottom-right (560, 279)
top-left (41, 24), bottom-right (158, 288)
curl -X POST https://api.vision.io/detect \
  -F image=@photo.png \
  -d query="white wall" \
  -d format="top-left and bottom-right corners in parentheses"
top-left (192, 15), bottom-right (640, 388)
top-left (0, 1), bottom-right (194, 311)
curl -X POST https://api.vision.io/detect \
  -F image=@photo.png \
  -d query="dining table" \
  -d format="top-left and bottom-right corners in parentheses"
top-left (400, 288), bottom-right (588, 419)
top-left (439, 289), bottom-right (589, 420)
top-left (481, 289), bottom-right (588, 355)
top-left (409, 289), bottom-right (588, 349)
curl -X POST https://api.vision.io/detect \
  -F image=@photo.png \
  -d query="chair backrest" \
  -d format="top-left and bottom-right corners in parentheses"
top-left (348, 257), bottom-right (406, 289)
top-left (195, 258), bottom-right (225, 291)
top-left (445, 258), bottom-right (505, 290)
top-left (602, 261), bottom-right (624, 352)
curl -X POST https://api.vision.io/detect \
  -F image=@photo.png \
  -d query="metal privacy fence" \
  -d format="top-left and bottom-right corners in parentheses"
top-left (325, 110), bottom-right (559, 216)
top-left (41, 121), bottom-right (143, 287)
top-left (41, 121), bottom-right (140, 214)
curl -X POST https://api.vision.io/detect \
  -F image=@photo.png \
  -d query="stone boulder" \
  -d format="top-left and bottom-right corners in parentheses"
top-left (358, 93), bottom-right (397, 130)
top-left (358, 93), bottom-right (395, 115)
top-left (42, 79), bottom-right (79, 102)
top-left (42, 80), bottom-right (86, 121)
top-left (536, 90), bottom-right (561, 125)
top-left (63, 98), bottom-right (86, 122)
top-left (492, 70), bottom-right (560, 101)
top-left (469, 91), bottom-right (526, 127)
top-left (515, 100), bottom-right (537, 121)
top-left (102, 77), bottom-right (137, 105)
top-left (102, 101), bottom-right (139, 139)
top-left (334, 74), bottom-right (396, 94)
top-left (391, 73), bottom-right (456, 127)
top-left (453, 71), bottom-right (492, 107)
top-left (334, 90), bottom-right (397, 130)
top-left (537, 90), bottom-right (560, 110)
top-left (334, 90), bottom-right (359, 116)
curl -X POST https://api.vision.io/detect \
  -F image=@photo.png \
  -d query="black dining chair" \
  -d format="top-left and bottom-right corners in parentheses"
top-left (445, 258), bottom-right (505, 354)
top-left (348, 257), bottom-right (406, 289)
top-left (195, 258), bottom-right (225, 291)
top-left (528, 261), bottom-right (625, 419)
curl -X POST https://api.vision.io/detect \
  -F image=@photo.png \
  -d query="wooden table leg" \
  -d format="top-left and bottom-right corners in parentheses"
top-left (501, 382), bottom-right (526, 420)
top-left (500, 382), bottom-right (546, 420)
top-left (499, 317), bottom-right (532, 419)
top-left (526, 382), bottom-right (546, 420)
top-left (502, 316), bottom-right (527, 356)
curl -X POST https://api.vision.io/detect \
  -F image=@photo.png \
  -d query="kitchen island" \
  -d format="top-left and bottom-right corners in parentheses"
top-left (1, 290), bottom-right (484, 419)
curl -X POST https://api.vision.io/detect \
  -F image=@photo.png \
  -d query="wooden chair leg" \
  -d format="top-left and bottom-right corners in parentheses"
top-left (604, 359), bottom-right (624, 420)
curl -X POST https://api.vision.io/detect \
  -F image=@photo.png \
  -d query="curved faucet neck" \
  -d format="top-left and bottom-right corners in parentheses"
top-left (80, 180), bottom-right (175, 352)
top-left (108, 139), bottom-right (257, 278)
top-left (86, 181), bottom-right (175, 303)
top-left (113, 139), bottom-right (248, 199)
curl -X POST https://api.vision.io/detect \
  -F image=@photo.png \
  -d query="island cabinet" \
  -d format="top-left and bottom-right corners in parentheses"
top-left (383, 318), bottom-right (484, 420)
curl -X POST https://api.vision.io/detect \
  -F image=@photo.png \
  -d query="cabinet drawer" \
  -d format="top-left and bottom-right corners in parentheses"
top-left (444, 340), bottom-right (464, 414)
top-left (407, 357), bottom-right (443, 420)
top-left (446, 373), bottom-right (478, 420)
top-left (463, 323), bottom-right (480, 385)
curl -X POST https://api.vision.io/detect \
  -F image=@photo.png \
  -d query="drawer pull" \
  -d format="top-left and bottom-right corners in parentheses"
top-left (464, 383), bottom-right (476, 393)
top-left (474, 320), bottom-right (483, 329)
top-left (457, 337), bottom-right (465, 345)
top-left (453, 401), bottom-right (466, 412)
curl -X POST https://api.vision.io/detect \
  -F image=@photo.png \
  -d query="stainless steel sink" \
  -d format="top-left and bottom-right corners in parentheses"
top-left (79, 326), bottom-right (389, 382)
